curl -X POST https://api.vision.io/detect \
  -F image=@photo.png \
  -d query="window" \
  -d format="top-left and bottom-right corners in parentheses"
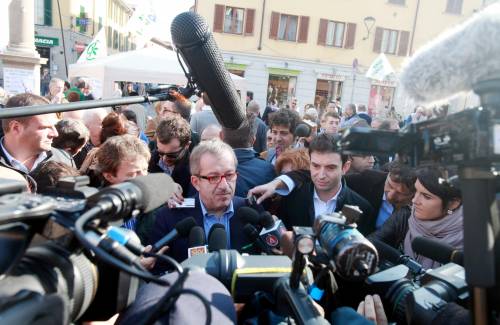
top-left (35, 0), bottom-right (45, 25)
top-left (223, 7), bottom-right (244, 34)
top-left (381, 29), bottom-right (399, 54)
top-left (326, 21), bottom-right (345, 47)
top-left (388, 0), bottom-right (406, 4)
top-left (445, 0), bottom-right (463, 14)
top-left (277, 14), bottom-right (298, 41)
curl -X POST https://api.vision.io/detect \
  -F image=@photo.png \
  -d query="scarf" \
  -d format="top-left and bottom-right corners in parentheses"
top-left (403, 206), bottom-right (463, 269)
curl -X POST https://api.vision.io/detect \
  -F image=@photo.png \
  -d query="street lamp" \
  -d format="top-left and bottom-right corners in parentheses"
top-left (362, 16), bottom-right (376, 40)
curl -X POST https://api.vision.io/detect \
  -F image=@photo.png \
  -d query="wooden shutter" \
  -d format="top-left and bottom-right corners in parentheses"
top-left (344, 23), bottom-right (356, 49)
top-left (398, 30), bottom-right (410, 56)
top-left (213, 4), bottom-right (225, 33)
top-left (317, 18), bottom-right (328, 45)
top-left (269, 12), bottom-right (280, 39)
top-left (298, 16), bottom-right (309, 43)
top-left (245, 8), bottom-right (255, 35)
top-left (373, 27), bottom-right (383, 53)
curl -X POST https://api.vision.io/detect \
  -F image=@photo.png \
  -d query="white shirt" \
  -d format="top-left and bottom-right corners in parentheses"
top-left (0, 138), bottom-right (47, 173)
top-left (276, 174), bottom-right (343, 218)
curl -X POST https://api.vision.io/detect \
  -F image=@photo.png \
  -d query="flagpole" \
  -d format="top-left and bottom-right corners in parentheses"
top-left (56, 0), bottom-right (68, 79)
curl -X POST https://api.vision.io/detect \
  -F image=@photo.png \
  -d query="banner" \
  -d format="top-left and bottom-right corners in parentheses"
top-left (77, 28), bottom-right (107, 63)
top-left (365, 53), bottom-right (395, 81)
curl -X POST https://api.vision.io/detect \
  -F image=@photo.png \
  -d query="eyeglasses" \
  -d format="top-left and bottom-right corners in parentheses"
top-left (196, 172), bottom-right (238, 184)
top-left (158, 147), bottom-right (186, 159)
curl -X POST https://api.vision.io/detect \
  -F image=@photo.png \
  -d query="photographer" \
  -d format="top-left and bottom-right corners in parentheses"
top-left (370, 166), bottom-right (463, 268)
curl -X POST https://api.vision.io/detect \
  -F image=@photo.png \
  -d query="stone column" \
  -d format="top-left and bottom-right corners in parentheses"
top-left (0, 0), bottom-right (47, 95)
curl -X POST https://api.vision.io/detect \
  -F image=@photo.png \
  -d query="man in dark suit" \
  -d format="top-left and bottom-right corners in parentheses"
top-left (150, 140), bottom-right (256, 271)
top-left (249, 133), bottom-right (375, 235)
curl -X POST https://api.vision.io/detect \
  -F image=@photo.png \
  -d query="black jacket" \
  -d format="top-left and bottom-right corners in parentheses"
top-left (278, 174), bottom-right (375, 235)
top-left (368, 205), bottom-right (411, 250)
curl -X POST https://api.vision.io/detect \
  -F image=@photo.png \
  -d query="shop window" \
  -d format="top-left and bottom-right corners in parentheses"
top-left (315, 79), bottom-right (343, 110)
top-left (267, 75), bottom-right (297, 108)
top-left (228, 69), bottom-right (245, 77)
top-left (368, 85), bottom-right (395, 116)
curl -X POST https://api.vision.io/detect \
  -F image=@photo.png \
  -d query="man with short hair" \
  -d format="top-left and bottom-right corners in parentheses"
top-left (322, 111), bottom-right (341, 135)
top-left (261, 108), bottom-right (301, 165)
top-left (190, 92), bottom-right (220, 135)
top-left (150, 140), bottom-right (258, 266)
top-left (357, 104), bottom-right (372, 126)
top-left (221, 115), bottom-right (275, 197)
top-left (148, 115), bottom-right (194, 196)
top-left (246, 99), bottom-right (268, 154)
top-left (200, 124), bottom-right (222, 141)
top-left (0, 93), bottom-right (75, 187)
top-left (340, 103), bottom-right (361, 129)
top-left (249, 133), bottom-right (375, 234)
top-left (348, 155), bottom-right (375, 174)
top-left (53, 118), bottom-right (89, 157)
top-left (45, 78), bottom-right (68, 104)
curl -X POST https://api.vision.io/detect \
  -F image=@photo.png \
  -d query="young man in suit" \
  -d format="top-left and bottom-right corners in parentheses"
top-left (150, 140), bottom-right (257, 270)
top-left (250, 133), bottom-right (375, 235)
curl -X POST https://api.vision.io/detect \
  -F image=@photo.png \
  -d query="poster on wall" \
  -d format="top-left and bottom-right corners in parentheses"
top-left (3, 67), bottom-right (35, 95)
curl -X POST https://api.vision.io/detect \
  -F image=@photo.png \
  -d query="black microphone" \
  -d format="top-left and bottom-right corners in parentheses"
top-left (187, 226), bottom-right (208, 257)
top-left (371, 238), bottom-right (425, 275)
top-left (242, 223), bottom-right (267, 253)
top-left (412, 236), bottom-right (464, 266)
top-left (236, 206), bottom-right (261, 226)
top-left (87, 173), bottom-right (177, 222)
top-left (171, 11), bottom-right (246, 129)
top-left (152, 217), bottom-right (197, 252)
top-left (258, 212), bottom-right (286, 253)
top-left (208, 224), bottom-right (227, 252)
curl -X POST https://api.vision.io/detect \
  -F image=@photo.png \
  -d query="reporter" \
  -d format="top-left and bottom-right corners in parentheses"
top-left (370, 166), bottom-right (462, 268)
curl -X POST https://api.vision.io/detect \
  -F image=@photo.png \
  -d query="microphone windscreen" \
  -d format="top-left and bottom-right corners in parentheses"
top-left (259, 211), bottom-right (275, 229)
top-left (188, 226), bottom-right (206, 247)
top-left (126, 173), bottom-right (176, 213)
top-left (411, 236), bottom-right (454, 265)
top-left (294, 123), bottom-right (311, 138)
top-left (236, 206), bottom-right (260, 225)
top-left (243, 223), bottom-right (259, 241)
top-left (175, 217), bottom-right (197, 237)
top-left (171, 12), bottom-right (246, 129)
top-left (208, 224), bottom-right (227, 252)
top-left (370, 238), bottom-right (402, 265)
top-left (400, 3), bottom-right (500, 102)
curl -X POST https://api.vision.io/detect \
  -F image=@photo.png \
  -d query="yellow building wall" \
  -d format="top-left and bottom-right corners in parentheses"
top-left (196, 0), bottom-right (485, 71)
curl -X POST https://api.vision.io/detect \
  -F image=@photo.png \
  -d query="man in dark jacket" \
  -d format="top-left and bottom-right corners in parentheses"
top-left (249, 133), bottom-right (375, 235)
top-left (150, 140), bottom-right (257, 272)
top-left (0, 93), bottom-right (76, 190)
top-left (148, 115), bottom-right (196, 197)
top-left (221, 115), bottom-right (275, 197)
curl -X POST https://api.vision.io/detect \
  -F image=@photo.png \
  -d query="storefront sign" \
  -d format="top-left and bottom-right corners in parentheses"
top-left (267, 67), bottom-right (301, 77)
top-left (371, 79), bottom-right (397, 87)
top-left (35, 36), bottom-right (59, 47)
top-left (317, 72), bottom-right (345, 81)
top-left (224, 62), bottom-right (247, 71)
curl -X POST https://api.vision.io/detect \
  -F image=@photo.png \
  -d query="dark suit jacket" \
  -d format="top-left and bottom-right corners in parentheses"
top-left (278, 175), bottom-right (375, 235)
top-left (149, 195), bottom-right (256, 272)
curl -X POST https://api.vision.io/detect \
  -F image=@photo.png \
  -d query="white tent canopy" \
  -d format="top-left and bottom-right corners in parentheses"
top-left (68, 46), bottom-right (246, 101)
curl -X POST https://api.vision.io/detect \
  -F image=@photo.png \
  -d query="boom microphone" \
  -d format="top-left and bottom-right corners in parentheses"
top-left (412, 236), bottom-right (464, 266)
top-left (399, 3), bottom-right (500, 102)
top-left (171, 12), bottom-right (246, 129)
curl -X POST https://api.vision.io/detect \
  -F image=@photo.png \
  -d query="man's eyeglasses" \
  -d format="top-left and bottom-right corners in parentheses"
top-left (158, 147), bottom-right (186, 159)
top-left (196, 172), bottom-right (238, 184)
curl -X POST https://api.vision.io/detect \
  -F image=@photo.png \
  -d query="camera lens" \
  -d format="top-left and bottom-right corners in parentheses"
top-left (386, 278), bottom-right (419, 324)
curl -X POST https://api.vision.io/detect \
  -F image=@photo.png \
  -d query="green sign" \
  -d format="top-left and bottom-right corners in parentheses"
top-left (35, 36), bottom-right (59, 47)
top-left (224, 62), bottom-right (247, 71)
top-left (267, 67), bottom-right (301, 77)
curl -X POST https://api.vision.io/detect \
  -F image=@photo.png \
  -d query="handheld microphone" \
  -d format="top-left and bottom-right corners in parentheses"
top-left (412, 236), bottom-right (464, 266)
top-left (242, 223), bottom-right (267, 253)
top-left (87, 173), bottom-right (176, 222)
top-left (399, 3), bottom-right (500, 102)
top-left (187, 226), bottom-right (208, 257)
top-left (208, 224), bottom-right (227, 252)
top-left (171, 12), bottom-right (246, 129)
top-left (258, 212), bottom-right (287, 253)
top-left (235, 206), bottom-right (261, 226)
top-left (152, 217), bottom-right (197, 252)
top-left (371, 238), bottom-right (425, 275)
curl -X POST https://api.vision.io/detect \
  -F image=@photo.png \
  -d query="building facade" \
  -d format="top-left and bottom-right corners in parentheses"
top-left (195, 0), bottom-right (493, 116)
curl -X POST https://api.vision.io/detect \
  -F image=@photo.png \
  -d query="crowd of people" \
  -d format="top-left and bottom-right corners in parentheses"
top-left (0, 83), bottom-right (463, 324)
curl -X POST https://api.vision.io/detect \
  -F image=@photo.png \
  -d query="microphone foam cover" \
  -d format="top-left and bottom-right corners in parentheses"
top-left (243, 223), bottom-right (259, 241)
top-left (208, 224), bottom-right (227, 252)
top-left (411, 236), bottom-right (453, 265)
top-left (171, 11), bottom-right (245, 129)
top-left (175, 217), bottom-right (197, 237)
top-left (127, 173), bottom-right (177, 213)
top-left (188, 226), bottom-right (206, 247)
top-left (370, 238), bottom-right (401, 264)
top-left (236, 206), bottom-right (260, 225)
top-left (259, 211), bottom-right (275, 229)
